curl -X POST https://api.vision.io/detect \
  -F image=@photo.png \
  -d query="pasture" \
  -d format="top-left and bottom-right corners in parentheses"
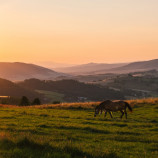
top-left (0, 99), bottom-right (158, 158)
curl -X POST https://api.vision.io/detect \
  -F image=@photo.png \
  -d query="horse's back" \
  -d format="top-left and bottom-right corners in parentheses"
top-left (104, 100), bottom-right (126, 111)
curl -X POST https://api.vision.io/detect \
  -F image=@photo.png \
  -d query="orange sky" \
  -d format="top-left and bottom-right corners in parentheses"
top-left (0, 0), bottom-right (158, 64)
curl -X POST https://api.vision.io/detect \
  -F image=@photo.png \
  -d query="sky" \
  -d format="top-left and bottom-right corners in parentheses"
top-left (0, 0), bottom-right (158, 65)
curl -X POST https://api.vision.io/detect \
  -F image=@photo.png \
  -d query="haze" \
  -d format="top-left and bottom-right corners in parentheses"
top-left (0, 0), bottom-right (158, 64)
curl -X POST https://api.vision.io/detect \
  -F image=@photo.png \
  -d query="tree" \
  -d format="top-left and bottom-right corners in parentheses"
top-left (19, 96), bottom-right (30, 106)
top-left (32, 98), bottom-right (41, 105)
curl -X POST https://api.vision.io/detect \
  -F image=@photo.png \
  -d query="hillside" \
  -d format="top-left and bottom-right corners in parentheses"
top-left (58, 70), bottom-right (158, 100)
top-left (0, 78), bottom-right (42, 100)
top-left (54, 59), bottom-right (158, 75)
top-left (95, 59), bottom-right (158, 74)
top-left (103, 71), bottom-right (158, 99)
top-left (18, 79), bottom-right (125, 102)
top-left (0, 77), bottom-right (124, 103)
top-left (0, 62), bottom-right (67, 81)
top-left (54, 62), bottom-right (127, 75)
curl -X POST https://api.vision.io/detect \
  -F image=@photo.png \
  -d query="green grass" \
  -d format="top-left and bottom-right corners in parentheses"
top-left (0, 102), bottom-right (158, 158)
top-left (36, 90), bottom-right (65, 102)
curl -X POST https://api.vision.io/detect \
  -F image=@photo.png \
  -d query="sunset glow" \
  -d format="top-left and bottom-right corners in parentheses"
top-left (0, 0), bottom-right (158, 64)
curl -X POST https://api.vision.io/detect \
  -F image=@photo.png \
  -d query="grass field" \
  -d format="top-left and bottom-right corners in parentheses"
top-left (36, 90), bottom-right (65, 103)
top-left (0, 99), bottom-right (158, 158)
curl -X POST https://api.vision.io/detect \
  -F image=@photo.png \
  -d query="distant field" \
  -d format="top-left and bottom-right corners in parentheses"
top-left (36, 90), bottom-right (65, 103)
top-left (0, 99), bottom-right (158, 158)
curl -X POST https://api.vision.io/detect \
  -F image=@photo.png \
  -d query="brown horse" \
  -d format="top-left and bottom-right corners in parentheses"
top-left (94, 100), bottom-right (132, 119)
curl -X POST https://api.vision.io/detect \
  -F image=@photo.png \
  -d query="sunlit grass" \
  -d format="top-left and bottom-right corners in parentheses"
top-left (0, 98), bottom-right (158, 157)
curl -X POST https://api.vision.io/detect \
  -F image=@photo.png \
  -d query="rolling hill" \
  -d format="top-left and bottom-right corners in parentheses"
top-left (0, 77), bottom-right (124, 103)
top-left (18, 78), bottom-right (125, 102)
top-left (0, 78), bottom-right (42, 100)
top-left (54, 62), bottom-right (128, 75)
top-left (0, 62), bottom-right (67, 81)
top-left (54, 59), bottom-right (158, 75)
top-left (94, 59), bottom-right (158, 74)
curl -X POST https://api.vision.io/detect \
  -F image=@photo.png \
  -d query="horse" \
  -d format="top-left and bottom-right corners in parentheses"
top-left (94, 100), bottom-right (132, 119)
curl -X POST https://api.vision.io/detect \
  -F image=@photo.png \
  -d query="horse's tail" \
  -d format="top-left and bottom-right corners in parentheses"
top-left (125, 102), bottom-right (133, 112)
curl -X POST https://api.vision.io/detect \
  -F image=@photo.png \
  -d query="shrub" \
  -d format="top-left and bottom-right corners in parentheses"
top-left (32, 98), bottom-right (41, 105)
top-left (19, 96), bottom-right (30, 106)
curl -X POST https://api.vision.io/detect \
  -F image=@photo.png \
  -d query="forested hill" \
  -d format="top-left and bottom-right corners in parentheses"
top-left (0, 78), bottom-right (42, 100)
top-left (18, 79), bottom-right (124, 101)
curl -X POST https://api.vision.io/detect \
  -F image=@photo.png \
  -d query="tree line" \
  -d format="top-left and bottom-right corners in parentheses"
top-left (0, 96), bottom-right (41, 106)
top-left (19, 96), bottom-right (41, 106)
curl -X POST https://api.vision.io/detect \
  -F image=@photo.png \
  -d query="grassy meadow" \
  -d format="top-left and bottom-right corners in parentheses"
top-left (36, 90), bottom-right (65, 103)
top-left (0, 99), bottom-right (158, 158)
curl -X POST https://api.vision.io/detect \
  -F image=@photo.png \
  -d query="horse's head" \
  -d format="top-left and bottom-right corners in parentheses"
top-left (94, 106), bottom-right (99, 117)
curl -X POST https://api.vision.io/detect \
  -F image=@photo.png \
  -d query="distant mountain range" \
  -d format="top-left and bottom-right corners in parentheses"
top-left (0, 58), bottom-right (158, 103)
top-left (0, 62), bottom-right (68, 81)
top-left (54, 62), bottom-right (128, 75)
top-left (106, 59), bottom-right (158, 74)
top-left (36, 61), bottom-right (75, 69)
top-left (54, 59), bottom-right (158, 75)
top-left (0, 59), bottom-right (158, 81)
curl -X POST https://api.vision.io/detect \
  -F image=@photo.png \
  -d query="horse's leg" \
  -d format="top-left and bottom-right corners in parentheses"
top-left (120, 110), bottom-right (124, 119)
top-left (100, 109), bottom-right (102, 114)
top-left (104, 111), bottom-right (107, 117)
top-left (124, 109), bottom-right (127, 119)
top-left (108, 111), bottom-right (113, 118)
